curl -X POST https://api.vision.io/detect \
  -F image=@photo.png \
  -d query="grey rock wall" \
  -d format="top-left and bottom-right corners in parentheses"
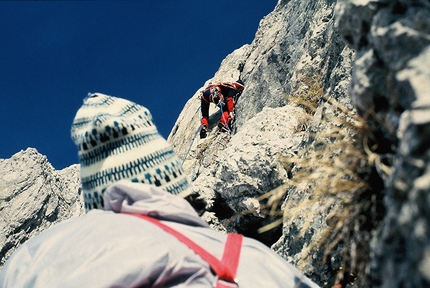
top-left (190, 105), bottom-right (305, 246)
top-left (336, 0), bottom-right (430, 287)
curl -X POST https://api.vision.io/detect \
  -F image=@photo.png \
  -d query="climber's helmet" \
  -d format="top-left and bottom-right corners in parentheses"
top-left (233, 79), bottom-right (245, 91)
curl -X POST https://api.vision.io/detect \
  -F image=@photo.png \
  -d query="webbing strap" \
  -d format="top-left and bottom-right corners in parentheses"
top-left (220, 233), bottom-right (243, 281)
top-left (127, 213), bottom-right (242, 284)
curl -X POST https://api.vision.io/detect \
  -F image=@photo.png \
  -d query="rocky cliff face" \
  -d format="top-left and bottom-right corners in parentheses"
top-left (1, 0), bottom-right (429, 287)
top-left (336, 0), bottom-right (430, 286)
top-left (0, 148), bottom-right (83, 267)
top-left (169, 0), bottom-right (355, 285)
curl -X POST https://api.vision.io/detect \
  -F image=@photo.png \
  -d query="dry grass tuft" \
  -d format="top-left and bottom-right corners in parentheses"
top-left (257, 76), bottom-right (384, 287)
top-left (196, 139), bottom-right (212, 162)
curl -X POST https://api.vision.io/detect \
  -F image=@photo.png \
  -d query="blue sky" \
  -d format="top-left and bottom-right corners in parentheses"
top-left (0, 1), bottom-right (277, 169)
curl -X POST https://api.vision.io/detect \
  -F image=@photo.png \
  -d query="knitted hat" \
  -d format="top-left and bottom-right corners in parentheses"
top-left (71, 93), bottom-right (190, 212)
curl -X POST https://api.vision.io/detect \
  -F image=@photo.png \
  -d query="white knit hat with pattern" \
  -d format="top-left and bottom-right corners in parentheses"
top-left (71, 93), bottom-right (190, 212)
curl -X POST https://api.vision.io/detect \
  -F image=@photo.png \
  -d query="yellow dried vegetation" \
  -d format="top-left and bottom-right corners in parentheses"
top-left (257, 75), bottom-right (383, 287)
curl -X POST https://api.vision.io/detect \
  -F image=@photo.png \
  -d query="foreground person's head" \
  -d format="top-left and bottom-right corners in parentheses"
top-left (71, 93), bottom-right (191, 212)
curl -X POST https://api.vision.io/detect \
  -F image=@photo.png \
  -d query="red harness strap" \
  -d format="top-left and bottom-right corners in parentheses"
top-left (127, 213), bottom-right (243, 287)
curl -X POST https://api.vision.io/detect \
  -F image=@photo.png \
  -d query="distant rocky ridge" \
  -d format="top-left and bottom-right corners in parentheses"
top-left (1, 0), bottom-right (430, 287)
top-left (0, 148), bottom-right (83, 266)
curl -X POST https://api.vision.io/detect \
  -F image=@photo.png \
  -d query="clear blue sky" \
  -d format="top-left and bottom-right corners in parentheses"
top-left (0, 1), bottom-right (277, 169)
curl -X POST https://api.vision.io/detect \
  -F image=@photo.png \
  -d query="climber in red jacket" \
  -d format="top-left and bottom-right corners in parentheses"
top-left (200, 79), bottom-right (245, 138)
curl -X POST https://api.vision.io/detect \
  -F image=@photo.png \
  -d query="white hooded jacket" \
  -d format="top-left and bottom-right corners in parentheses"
top-left (0, 181), bottom-right (319, 288)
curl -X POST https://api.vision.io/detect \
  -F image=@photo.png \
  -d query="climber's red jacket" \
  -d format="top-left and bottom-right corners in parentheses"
top-left (201, 81), bottom-right (244, 127)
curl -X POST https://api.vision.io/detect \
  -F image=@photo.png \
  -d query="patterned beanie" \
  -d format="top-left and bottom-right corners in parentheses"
top-left (71, 93), bottom-right (190, 212)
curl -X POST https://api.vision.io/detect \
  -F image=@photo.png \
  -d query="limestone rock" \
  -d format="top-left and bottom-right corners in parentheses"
top-left (0, 148), bottom-right (84, 266)
top-left (188, 105), bottom-right (304, 246)
top-left (335, 0), bottom-right (430, 286)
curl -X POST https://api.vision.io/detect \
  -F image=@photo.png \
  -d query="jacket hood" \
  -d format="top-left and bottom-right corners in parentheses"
top-left (103, 180), bottom-right (208, 228)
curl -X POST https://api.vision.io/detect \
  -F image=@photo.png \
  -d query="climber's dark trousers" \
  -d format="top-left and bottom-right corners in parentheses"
top-left (200, 98), bottom-right (210, 127)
